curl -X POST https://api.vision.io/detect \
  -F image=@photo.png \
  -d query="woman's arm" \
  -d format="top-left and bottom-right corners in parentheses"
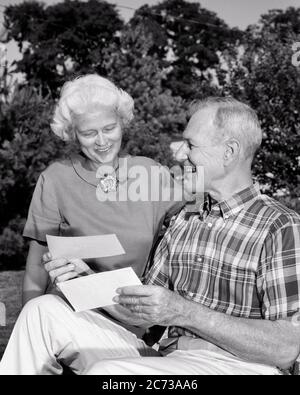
top-left (22, 240), bottom-right (49, 306)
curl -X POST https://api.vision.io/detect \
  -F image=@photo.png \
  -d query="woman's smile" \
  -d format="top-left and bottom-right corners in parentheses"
top-left (95, 144), bottom-right (113, 153)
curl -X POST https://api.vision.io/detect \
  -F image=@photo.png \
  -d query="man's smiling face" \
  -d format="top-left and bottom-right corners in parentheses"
top-left (176, 107), bottom-right (226, 195)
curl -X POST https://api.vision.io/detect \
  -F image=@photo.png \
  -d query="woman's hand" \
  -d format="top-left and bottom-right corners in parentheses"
top-left (43, 252), bottom-right (94, 286)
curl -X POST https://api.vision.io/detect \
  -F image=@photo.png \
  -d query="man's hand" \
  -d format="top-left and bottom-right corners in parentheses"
top-left (43, 253), bottom-right (94, 286)
top-left (114, 285), bottom-right (187, 327)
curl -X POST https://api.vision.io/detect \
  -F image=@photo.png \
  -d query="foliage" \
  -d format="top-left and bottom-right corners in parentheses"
top-left (3, 0), bottom-right (123, 95)
top-left (129, 0), bottom-right (242, 98)
top-left (221, 7), bottom-right (300, 198)
top-left (104, 21), bottom-right (187, 165)
top-left (0, 85), bottom-right (76, 267)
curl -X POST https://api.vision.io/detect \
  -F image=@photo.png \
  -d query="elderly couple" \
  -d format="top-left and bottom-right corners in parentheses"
top-left (0, 75), bottom-right (299, 375)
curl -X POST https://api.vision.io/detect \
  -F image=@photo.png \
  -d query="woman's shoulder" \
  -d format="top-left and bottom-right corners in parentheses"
top-left (40, 156), bottom-right (74, 180)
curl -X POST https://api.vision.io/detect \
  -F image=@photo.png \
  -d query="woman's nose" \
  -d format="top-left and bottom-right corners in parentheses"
top-left (96, 131), bottom-right (107, 146)
top-left (175, 141), bottom-right (189, 162)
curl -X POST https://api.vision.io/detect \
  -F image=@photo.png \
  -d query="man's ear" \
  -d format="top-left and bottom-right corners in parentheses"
top-left (224, 138), bottom-right (241, 165)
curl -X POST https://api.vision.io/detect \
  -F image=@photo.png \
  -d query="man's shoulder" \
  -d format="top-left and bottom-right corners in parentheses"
top-left (252, 193), bottom-right (300, 231)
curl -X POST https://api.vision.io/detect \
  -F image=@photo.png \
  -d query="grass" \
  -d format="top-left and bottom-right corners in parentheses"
top-left (0, 271), bottom-right (24, 359)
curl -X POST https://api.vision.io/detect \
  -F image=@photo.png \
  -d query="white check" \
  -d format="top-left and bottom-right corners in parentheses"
top-left (57, 267), bottom-right (142, 311)
top-left (46, 234), bottom-right (125, 260)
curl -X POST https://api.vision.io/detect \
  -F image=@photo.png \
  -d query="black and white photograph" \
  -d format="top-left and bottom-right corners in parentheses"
top-left (0, 0), bottom-right (299, 378)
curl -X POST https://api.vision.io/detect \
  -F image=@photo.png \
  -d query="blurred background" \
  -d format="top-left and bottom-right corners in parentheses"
top-left (0, 0), bottom-right (299, 357)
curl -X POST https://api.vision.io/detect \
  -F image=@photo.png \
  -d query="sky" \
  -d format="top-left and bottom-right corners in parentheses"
top-left (113, 0), bottom-right (300, 28)
top-left (0, 0), bottom-right (300, 64)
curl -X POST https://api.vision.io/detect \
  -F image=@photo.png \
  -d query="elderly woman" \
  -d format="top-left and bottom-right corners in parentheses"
top-left (22, 74), bottom-right (183, 305)
top-left (0, 75), bottom-right (184, 375)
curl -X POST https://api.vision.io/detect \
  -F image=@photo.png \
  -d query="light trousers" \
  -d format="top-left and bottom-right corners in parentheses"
top-left (0, 295), bottom-right (280, 375)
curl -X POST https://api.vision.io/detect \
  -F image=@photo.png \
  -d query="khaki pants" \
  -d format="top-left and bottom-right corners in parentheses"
top-left (0, 295), bottom-right (280, 375)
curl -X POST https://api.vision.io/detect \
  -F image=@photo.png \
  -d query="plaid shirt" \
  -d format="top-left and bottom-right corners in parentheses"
top-left (146, 184), bottom-right (300, 340)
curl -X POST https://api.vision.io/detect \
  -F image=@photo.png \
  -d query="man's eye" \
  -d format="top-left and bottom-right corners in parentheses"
top-left (104, 126), bottom-right (116, 132)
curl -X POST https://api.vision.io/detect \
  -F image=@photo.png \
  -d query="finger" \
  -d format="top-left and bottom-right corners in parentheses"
top-left (45, 258), bottom-right (69, 273)
top-left (68, 258), bottom-right (89, 274)
top-left (68, 258), bottom-right (85, 265)
top-left (129, 304), bottom-right (143, 314)
top-left (116, 285), bottom-right (155, 297)
top-left (49, 264), bottom-right (75, 283)
top-left (55, 271), bottom-right (78, 283)
top-left (114, 296), bottom-right (153, 306)
top-left (42, 252), bottom-right (52, 264)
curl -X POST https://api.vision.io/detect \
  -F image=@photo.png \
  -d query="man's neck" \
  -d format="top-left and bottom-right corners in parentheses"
top-left (207, 169), bottom-right (254, 203)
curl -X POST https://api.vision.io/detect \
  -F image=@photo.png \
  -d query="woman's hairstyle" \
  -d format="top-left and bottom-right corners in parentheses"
top-left (51, 75), bottom-right (134, 141)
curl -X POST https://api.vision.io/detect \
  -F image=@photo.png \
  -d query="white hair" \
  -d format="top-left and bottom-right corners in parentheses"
top-left (51, 75), bottom-right (134, 141)
top-left (189, 97), bottom-right (262, 160)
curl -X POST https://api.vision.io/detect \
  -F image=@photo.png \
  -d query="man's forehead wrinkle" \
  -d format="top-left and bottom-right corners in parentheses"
top-left (185, 106), bottom-right (217, 142)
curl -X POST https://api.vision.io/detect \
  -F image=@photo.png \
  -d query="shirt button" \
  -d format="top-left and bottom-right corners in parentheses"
top-left (197, 256), bottom-right (204, 263)
top-left (224, 215), bottom-right (229, 220)
top-left (207, 223), bottom-right (213, 228)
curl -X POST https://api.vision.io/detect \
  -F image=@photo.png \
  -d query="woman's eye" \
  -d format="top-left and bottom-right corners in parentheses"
top-left (81, 131), bottom-right (97, 138)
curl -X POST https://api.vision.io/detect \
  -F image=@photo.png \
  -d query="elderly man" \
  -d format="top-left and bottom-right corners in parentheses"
top-left (1, 97), bottom-right (300, 375)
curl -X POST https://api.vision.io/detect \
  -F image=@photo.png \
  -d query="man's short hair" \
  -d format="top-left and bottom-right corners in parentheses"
top-left (189, 97), bottom-right (263, 160)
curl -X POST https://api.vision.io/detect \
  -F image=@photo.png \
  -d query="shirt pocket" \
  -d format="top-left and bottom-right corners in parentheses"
top-left (182, 254), bottom-right (258, 317)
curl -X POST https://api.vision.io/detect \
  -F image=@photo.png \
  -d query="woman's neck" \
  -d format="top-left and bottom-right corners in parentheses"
top-left (86, 157), bottom-right (119, 172)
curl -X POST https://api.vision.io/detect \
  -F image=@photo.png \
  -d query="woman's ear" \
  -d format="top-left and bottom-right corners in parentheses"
top-left (65, 126), bottom-right (77, 142)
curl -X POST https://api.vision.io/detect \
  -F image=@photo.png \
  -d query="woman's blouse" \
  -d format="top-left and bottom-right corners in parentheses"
top-left (23, 154), bottom-right (184, 277)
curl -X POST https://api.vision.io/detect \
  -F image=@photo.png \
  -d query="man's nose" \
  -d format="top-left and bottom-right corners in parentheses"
top-left (96, 131), bottom-right (107, 146)
top-left (174, 141), bottom-right (189, 162)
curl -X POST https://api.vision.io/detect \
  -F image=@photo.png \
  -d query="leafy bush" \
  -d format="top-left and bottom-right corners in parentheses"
top-left (0, 217), bottom-right (26, 269)
top-left (221, 9), bottom-right (300, 198)
top-left (0, 85), bottom-right (75, 268)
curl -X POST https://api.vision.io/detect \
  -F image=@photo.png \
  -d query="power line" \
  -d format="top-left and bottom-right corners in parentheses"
top-left (0, 1), bottom-right (225, 30)
top-left (116, 3), bottom-right (224, 29)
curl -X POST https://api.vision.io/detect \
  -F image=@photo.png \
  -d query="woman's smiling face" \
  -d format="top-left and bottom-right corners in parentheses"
top-left (74, 108), bottom-right (123, 169)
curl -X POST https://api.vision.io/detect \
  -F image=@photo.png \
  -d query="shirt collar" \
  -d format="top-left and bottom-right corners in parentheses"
top-left (184, 183), bottom-right (261, 221)
top-left (216, 183), bottom-right (261, 219)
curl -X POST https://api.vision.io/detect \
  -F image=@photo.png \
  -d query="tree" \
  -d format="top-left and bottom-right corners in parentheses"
top-left (0, 85), bottom-right (76, 268)
top-left (222, 8), bottom-right (300, 201)
top-left (103, 21), bottom-right (187, 166)
top-left (3, 0), bottom-right (123, 95)
top-left (259, 7), bottom-right (300, 40)
top-left (129, 0), bottom-right (242, 98)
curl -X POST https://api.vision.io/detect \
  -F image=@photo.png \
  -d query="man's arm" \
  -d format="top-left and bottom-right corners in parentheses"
top-left (115, 285), bottom-right (300, 370)
top-left (180, 296), bottom-right (300, 370)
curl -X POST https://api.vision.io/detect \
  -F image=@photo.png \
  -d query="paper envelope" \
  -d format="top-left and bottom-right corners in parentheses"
top-left (57, 267), bottom-right (142, 312)
top-left (46, 234), bottom-right (125, 260)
